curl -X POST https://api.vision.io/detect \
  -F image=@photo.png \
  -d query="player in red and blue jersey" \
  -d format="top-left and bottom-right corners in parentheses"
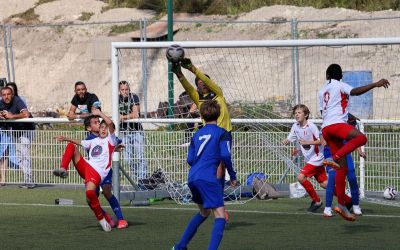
top-left (319, 63), bottom-right (389, 221)
top-left (173, 100), bottom-right (237, 250)
top-left (53, 109), bottom-right (123, 232)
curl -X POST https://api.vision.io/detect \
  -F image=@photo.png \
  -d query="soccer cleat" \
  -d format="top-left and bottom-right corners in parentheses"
top-left (323, 157), bottom-right (341, 170)
top-left (345, 201), bottom-right (353, 211)
top-left (307, 201), bottom-right (323, 213)
top-left (334, 204), bottom-right (356, 221)
top-left (53, 168), bottom-right (68, 178)
top-left (353, 205), bottom-right (362, 216)
top-left (103, 212), bottom-right (116, 228)
top-left (117, 219), bottom-right (128, 229)
top-left (99, 218), bottom-right (112, 232)
top-left (323, 207), bottom-right (333, 217)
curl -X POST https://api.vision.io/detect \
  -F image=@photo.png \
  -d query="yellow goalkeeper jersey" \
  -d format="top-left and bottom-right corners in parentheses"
top-left (178, 68), bottom-right (232, 132)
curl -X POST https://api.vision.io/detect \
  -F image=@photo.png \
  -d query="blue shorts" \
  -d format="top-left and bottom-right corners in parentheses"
top-left (101, 169), bottom-right (113, 186)
top-left (189, 180), bottom-right (224, 209)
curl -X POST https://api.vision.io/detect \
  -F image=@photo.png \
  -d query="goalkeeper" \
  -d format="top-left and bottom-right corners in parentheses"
top-left (171, 59), bottom-right (232, 180)
top-left (172, 58), bottom-right (235, 220)
top-left (172, 58), bottom-right (231, 132)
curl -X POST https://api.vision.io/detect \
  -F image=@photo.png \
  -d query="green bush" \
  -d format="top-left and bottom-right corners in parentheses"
top-left (110, 22), bottom-right (140, 34)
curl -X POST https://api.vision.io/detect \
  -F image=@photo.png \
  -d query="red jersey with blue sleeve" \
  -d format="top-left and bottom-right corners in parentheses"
top-left (319, 79), bottom-right (353, 128)
top-left (81, 133), bottom-right (117, 181)
top-left (187, 124), bottom-right (236, 184)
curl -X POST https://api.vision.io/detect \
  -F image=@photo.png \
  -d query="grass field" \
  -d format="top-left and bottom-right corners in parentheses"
top-left (1, 187), bottom-right (399, 249)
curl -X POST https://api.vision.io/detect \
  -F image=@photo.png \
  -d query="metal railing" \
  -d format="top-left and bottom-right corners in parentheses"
top-left (0, 119), bottom-right (398, 195)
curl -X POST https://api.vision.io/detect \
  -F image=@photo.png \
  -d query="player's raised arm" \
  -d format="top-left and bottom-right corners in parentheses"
top-left (350, 79), bottom-right (390, 96)
top-left (92, 109), bottom-right (115, 134)
top-left (181, 58), bottom-right (223, 96)
top-left (54, 135), bottom-right (82, 146)
top-left (171, 62), bottom-right (200, 105)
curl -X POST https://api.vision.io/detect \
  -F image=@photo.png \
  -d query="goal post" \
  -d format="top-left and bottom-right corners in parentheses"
top-left (111, 37), bottom-right (400, 203)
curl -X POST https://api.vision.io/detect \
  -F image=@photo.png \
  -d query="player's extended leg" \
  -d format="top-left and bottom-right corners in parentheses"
top-left (174, 205), bottom-right (210, 250)
top-left (332, 125), bottom-right (367, 162)
top-left (53, 143), bottom-right (83, 179)
top-left (209, 206), bottom-right (227, 250)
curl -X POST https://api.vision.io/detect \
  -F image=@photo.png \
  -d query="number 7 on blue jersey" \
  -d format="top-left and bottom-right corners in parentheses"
top-left (197, 134), bottom-right (211, 156)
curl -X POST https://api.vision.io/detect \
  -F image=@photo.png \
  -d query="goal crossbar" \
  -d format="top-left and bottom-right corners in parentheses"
top-left (112, 37), bottom-right (400, 49)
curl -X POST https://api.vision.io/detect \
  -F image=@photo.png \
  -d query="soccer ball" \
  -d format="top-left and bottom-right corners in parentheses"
top-left (383, 186), bottom-right (397, 200)
top-left (166, 44), bottom-right (185, 63)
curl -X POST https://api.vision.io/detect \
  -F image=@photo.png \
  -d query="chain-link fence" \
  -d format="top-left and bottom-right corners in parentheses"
top-left (2, 16), bottom-right (400, 116)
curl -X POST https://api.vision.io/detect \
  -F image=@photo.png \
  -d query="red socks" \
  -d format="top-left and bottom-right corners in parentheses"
top-left (335, 166), bottom-right (348, 205)
top-left (333, 134), bottom-right (367, 160)
top-left (61, 143), bottom-right (76, 170)
top-left (86, 189), bottom-right (103, 220)
top-left (334, 186), bottom-right (352, 204)
top-left (300, 179), bottom-right (320, 203)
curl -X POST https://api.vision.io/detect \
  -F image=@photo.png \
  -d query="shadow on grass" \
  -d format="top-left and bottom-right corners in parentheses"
top-left (342, 223), bottom-right (382, 234)
top-left (225, 221), bottom-right (255, 230)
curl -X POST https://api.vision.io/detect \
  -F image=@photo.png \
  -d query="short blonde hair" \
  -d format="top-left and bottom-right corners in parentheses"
top-left (292, 104), bottom-right (310, 120)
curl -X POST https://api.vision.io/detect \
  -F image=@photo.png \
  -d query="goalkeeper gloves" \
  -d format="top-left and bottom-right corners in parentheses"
top-left (171, 62), bottom-right (182, 75)
top-left (180, 58), bottom-right (193, 70)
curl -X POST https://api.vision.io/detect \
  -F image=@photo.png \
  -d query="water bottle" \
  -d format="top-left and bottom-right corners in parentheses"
top-left (55, 198), bottom-right (74, 205)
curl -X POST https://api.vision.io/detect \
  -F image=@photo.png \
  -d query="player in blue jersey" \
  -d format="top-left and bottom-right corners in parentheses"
top-left (172, 100), bottom-right (237, 250)
top-left (323, 114), bottom-right (366, 217)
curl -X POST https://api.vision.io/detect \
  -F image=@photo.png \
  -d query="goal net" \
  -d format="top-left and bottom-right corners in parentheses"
top-left (112, 38), bottom-right (400, 204)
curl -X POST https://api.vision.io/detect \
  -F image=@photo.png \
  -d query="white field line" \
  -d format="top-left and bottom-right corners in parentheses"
top-left (1, 202), bottom-right (400, 219)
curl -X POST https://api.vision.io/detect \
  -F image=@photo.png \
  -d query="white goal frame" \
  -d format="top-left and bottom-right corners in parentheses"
top-left (111, 37), bottom-right (400, 200)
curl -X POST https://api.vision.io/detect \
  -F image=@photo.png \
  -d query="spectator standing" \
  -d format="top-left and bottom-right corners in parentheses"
top-left (0, 86), bottom-right (35, 188)
top-left (119, 81), bottom-right (147, 180)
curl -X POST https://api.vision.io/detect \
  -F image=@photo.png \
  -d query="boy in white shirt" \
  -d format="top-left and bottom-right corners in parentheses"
top-left (283, 104), bottom-right (327, 212)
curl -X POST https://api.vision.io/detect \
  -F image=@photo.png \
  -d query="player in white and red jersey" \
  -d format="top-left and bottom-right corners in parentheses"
top-left (54, 109), bottom-right (117, 232)
top-left (319, 64), bottom-right (390, 221)
top-left (283, 104), bottom-right (327, 212)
